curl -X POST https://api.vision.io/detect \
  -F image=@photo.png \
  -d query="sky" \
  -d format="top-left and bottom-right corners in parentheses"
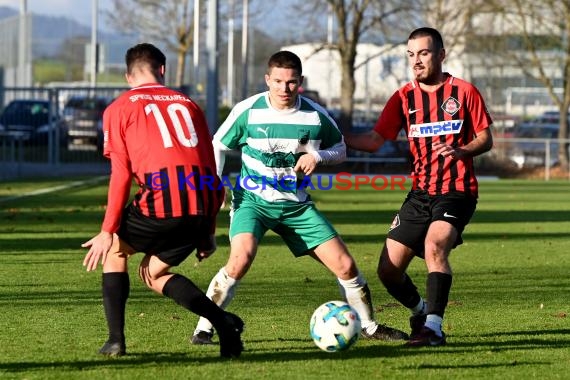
top-left (0, 0), bottom-right (292, 35)
top-left (0, 0), bottom-right (114, 27)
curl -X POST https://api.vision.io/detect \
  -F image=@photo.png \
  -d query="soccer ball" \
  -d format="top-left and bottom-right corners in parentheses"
top-left (309, 300), bottom-right (361, 352)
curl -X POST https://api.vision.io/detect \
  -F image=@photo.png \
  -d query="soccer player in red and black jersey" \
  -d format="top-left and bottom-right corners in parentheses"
top-left (345, 27), bottom-right (493, 347)
top-left (81, 43), bottom-right (244, 358)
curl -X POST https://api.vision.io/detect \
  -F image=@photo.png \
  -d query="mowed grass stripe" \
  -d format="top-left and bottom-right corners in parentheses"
top-left (0, 177), bottom-right (569, 380)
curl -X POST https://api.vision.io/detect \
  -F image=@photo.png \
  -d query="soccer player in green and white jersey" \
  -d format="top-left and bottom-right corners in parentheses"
top-left (192, 50), bottom-right (408, 344)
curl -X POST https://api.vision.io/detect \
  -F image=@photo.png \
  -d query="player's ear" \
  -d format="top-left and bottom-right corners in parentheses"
top-left (125, 72), bottom-right (133, 86)
top-left (264, 74), bottom-right (270, 88)
top-left (160, 65), bottom-right (166, 77)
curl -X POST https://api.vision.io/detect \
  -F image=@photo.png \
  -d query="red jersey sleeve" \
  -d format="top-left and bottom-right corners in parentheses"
top-left (102, 103), bottom-right (128, 159)
top-left (373, 90), bottom-right (404, 141)
top-left (101, 152), bottom-right (132, 233)
top-left (466, 85), bottom-right (493, 134)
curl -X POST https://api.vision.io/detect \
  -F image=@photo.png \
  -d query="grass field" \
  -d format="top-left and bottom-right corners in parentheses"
top-left (0, 177), bottom-right (569, 379)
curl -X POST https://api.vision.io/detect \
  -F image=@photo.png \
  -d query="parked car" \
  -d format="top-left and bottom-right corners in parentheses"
top-left (507, 124), bottom-right (563, 168)
top-left (0, 99), bottom-right (65, 145)
top-left (63, 96), bottom-right (112, 150)
top-left (529, 110), bottom-right (570, 125)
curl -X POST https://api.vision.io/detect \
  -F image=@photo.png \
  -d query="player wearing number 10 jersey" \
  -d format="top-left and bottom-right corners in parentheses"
top-left (81, 43), bottom-right (244, 359)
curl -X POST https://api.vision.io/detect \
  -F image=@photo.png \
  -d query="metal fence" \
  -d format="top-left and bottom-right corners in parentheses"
top-left (1, 86), bottom-right (569, 181)
top-left (0, 86), bottom-right (130, 180)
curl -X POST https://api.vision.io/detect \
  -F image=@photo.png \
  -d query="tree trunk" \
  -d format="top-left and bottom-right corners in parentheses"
top-left (338, 60), bottom-right (356, 134)
top-left (558, 100), bottom-right (569, 169)
top-left (175, 50), bottom-right (186, 88)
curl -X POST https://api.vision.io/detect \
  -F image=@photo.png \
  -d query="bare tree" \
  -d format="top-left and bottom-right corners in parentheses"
top-left (474, 0), bottom-right (570, 168)
top-left (107, 0), bottom-right (203, 88)
top-left (327, 0), bottom-right (417, 131)
top-left (418, 0), bottom-right (486, 57)
top-left (284, 1), bottom-right (418, 131)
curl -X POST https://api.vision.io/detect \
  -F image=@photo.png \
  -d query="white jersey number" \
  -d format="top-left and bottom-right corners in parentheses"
top-left (145, 103), bottom-right (198, 148)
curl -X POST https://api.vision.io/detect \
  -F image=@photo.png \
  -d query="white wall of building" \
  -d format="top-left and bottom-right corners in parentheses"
top-left (282, 42), bottom-right (464, 109)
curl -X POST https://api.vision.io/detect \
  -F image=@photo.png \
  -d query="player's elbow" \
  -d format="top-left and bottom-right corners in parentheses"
top-left (483, 134), bottom-right (494, 153)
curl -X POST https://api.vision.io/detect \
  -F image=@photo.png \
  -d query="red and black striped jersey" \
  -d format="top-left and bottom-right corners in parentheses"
top-left (374, 74), bottom-right (492, 197)
top-left (101, 83), bottom-right (223, 233)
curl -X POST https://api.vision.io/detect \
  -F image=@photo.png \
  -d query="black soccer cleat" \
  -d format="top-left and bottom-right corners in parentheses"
top-left (361, 324), bottom-right (409, 341)
top-left (191, 330), bottom-right (215, 345)
top-left (216, 312), bottom-right (245, 358)
top-left (409, 313), bottom-right (427, 338)
top-left (406, 326), bottom-right (446, 347)
top-left (98, 340), bottom-right (126, 357)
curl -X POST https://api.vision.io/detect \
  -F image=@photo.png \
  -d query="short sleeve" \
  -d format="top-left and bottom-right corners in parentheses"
top-left (373, 91), bottom-right (405, 141)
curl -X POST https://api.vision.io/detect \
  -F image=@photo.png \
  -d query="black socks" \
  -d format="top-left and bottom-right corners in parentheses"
top-left (102, 272), bottom-right (130, 343)
top-left (426, 272), bottom-right (452, 317)
top-left (162, 274), bottom-right (226, 327)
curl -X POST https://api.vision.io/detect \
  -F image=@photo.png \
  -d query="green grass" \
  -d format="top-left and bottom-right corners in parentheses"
top-left (0, 178), bottom-right (569, 379)
top-left (33, 59), bottom-right (125, 84)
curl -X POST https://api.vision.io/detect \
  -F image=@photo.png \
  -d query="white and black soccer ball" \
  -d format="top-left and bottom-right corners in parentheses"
top-left (309, 300), bottom-right (361, 352)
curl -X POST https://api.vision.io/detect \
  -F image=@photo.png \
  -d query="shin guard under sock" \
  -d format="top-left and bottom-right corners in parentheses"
top-left (383, 273), bottom-right (422, 309)
top-left (162, 274), bottom-right (226, 327)
top-left (102, 272), bottom-right (130, 343)
top-left (426, 272), bottom-right (452, 318)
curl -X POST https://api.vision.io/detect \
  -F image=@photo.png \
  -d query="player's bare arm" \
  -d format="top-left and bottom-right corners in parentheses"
top-left (81, 149), bottom-right (133, 272)
top-left (433, 127), bottom-right (493, 160)
top-left (344, 130), bottom-right (385, 153)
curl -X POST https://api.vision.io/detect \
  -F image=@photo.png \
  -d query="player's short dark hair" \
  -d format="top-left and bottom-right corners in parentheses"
top-left (125, 43), bottom-right (166, 77)
top-left (267, 50), bottom-right (302, 75)
top-left (408, 27), bottom-right (445, 51)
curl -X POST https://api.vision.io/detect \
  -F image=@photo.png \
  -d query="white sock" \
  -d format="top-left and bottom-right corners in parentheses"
top-left (411, 299), bottom-right (426, 315)
top-left (194, 267), bottom-right (239, 335)
top-left (337, 272), bottom-right (376, 333)
top-left (425, 314), bottom-right (443, 337)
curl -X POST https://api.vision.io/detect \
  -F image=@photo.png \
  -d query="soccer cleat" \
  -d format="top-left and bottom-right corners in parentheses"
top-left (191, 330), bottom-right (215, 345)
top-left (409, 313), bottom-right (427, 337)
top-left (216, 312), bottom-right (245, 358)
top-left (98, 340), bottom-right (126, 357)
top-left (361, 324), bottom-right (409, 341)
top-left (406, 326), bottom-right (446, 347)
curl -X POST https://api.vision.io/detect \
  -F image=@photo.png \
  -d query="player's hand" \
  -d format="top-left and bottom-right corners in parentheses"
top-left (433, 141), bottom-right (464, 159)
top-left (82, 231), bottom-right (114, 272)
top-left (294, 153), bottom-right (317, 175)
top-left (196, 234), bottom-right (217, 262)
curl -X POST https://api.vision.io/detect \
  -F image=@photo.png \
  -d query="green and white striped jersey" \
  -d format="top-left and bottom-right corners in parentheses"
top-left (214, 92), bottom-right (346, 203)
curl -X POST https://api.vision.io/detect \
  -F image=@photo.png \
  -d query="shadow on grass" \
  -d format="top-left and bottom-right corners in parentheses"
top-left (2, 330), bottom-right (569, 373)
top-left (0, 229), bottom-right (567, 253)
top-left (477, 329), bottom-right (570, 337)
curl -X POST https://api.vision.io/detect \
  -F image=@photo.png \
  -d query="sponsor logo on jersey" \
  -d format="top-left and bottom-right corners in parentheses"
top-left (441, 96), bottom-right (461, 116)
top-left (256, 126), bottom-right (269, 137)
top-left (389, 214), bottom-right (400, 231)
top-left (408, 120), bottom-right (463, 137)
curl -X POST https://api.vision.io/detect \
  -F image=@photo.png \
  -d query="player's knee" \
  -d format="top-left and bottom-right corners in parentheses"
top-left (377, 253), bottom-right (403, 285)
top-left (424, 240), bottom-right (450, 261)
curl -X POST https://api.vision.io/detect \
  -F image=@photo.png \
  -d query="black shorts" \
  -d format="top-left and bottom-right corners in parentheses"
top-left (118, 204), bottom-right (212, 266)
top-left (387, 190), bottom-right (477, 257)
